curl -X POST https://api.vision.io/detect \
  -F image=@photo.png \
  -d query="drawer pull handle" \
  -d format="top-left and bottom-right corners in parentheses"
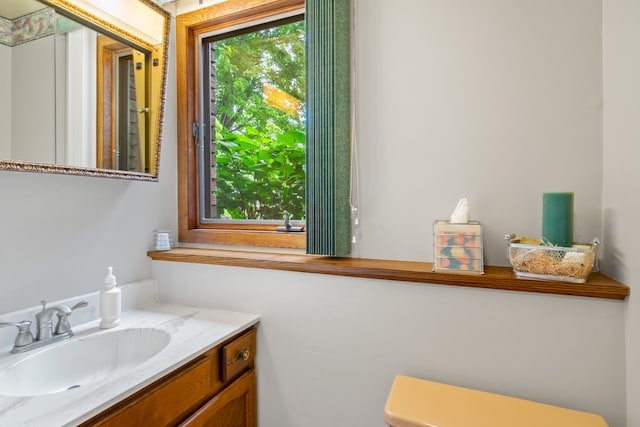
top-left (238, 349), bottom-right (250, 361)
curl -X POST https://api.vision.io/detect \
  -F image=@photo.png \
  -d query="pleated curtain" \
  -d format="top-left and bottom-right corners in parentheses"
top-left (305, 0), bottom-right (351, 256)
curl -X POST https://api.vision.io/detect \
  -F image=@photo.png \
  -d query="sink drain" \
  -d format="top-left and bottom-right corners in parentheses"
top-left (67, 385), bottom-right (81, 390)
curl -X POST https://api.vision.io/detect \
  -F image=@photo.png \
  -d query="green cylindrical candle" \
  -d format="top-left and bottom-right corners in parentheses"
top-left (542, 192), bottom-right (574, 247)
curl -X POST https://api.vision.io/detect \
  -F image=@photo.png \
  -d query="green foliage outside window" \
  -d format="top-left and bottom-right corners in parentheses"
top-left (212, 20), bottom-right (306, 221)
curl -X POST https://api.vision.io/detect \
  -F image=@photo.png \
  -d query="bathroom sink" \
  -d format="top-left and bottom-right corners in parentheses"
top-left (0, 328), bottom-right (170, 397)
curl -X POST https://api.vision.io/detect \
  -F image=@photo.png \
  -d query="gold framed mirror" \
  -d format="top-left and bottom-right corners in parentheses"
top-left (0, 0), bottom-right (170, 181)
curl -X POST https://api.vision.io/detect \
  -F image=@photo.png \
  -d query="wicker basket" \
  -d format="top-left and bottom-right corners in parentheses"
top-left (506, 234), bottom-right (599, 283)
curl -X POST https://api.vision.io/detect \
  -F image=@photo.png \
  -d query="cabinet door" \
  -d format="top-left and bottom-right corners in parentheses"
top-left (179, 369), bottom-right (257, 427)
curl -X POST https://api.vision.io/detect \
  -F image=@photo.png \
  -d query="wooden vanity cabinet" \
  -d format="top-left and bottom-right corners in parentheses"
top-left (179, 368), bottom-right (256, 427)
top-left (80, 327), bottom-right (256, 427)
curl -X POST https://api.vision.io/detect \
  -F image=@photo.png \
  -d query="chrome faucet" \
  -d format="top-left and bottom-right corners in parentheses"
top-left (35, 300), bottom-right (71, 341)
top-left (0, 299), bottom-right (88, 354)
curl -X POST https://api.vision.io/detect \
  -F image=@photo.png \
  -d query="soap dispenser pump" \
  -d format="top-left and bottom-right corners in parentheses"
top-left (99, 266), bottom-right (121, 329)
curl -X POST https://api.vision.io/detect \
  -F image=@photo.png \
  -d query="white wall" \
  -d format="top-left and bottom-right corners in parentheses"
top-left (0, 170), bottom-right (176, 312)
top-left (0, 27), bottom-right (179, 313)
top-left (154, 262), bottom-right (626, 427)
top-left (0, 44), bottom-right (11, 159)
top-left (11, 36), bottom-right (56, 164)
top-left (0, 0), bottom-right (635, 426)
top-left (602, 1), bottom-right (640, 426)
top-left (152, 1), bottom-right (625, 426)
top-left (355, 0), bottom-right (603, 264)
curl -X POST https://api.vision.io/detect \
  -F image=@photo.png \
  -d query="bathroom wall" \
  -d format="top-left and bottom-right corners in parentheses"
top-left (0, 44), bottom-right (11, 159)
top-left (0, 168), bottom-right (176, 313)
top-left (355, 0), bottom-right (604, 264)
top-left (11, 36), bottom-right (56, 163)
top-left (602, 0), bottom-right (640, 425)
top-left (152, 0), bottom-right (626, 426)
top-left (0, 0), bottom-right (637, 426)
top-left (155, 262), bottom-right (626, 427)
top-left (0, 35), bottom-right (178, 313)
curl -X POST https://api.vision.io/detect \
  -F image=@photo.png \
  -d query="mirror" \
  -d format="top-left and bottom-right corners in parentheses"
top-left (0, 0), bottom-right (170, 180)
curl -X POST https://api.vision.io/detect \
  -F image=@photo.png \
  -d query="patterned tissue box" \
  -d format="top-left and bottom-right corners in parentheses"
top-left (433, 220), bottom-right (484, 275)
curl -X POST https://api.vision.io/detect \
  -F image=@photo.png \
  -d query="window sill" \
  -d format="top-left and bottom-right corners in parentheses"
top-left (147, 247), bottom-right (630, 301)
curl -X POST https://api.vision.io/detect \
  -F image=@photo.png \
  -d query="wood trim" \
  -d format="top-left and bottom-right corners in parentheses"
top-left (96, 36), bottom-right (115, 169)
top-left (40, 0), bottom-right (155, 52)
top-left (180, 229), bottom-right (305, 249)
top-left (176, 8), bottom-right (197, 233)
top-left (177, 0), bottom-right (304, 30)
top-left (97, 36), bottom-right (134, 170)
top-left (148, 247), bottom-right (631, 300)
top-left (176, 0), bottom-right (306, 250)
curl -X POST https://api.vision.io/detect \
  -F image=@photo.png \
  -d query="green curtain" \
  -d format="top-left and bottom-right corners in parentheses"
top-left (306, 0), bottom-right (351, 256)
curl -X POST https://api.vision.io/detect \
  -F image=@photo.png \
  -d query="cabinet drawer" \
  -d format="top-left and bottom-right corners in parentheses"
top-left (222, 328), bottom-right (256, 382)
top-left (80, 327), bottom-right (257, 427)
top-left (86, 349), bottom-right (222, 427)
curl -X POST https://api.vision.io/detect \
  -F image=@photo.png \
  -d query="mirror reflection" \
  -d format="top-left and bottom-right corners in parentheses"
top-left (0, 0), bottom-right (169, 180)
top-left (96, 35), bottom-right (149, 172)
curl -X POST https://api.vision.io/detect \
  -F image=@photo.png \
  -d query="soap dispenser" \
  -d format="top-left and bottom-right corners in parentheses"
top-left (99, 266), bottom-right (121, 329)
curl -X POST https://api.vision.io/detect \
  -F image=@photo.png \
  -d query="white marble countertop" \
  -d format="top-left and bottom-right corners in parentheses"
top-left (0, 290), bottom-right (259, 426)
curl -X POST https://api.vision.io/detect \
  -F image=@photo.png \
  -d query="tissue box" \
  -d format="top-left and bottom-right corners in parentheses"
top-left (433, 220), bottom-right (484, 274)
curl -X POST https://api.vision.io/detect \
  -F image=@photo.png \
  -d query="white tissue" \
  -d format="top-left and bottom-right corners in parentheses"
top-left (449, 198), bottom-right (469, 224)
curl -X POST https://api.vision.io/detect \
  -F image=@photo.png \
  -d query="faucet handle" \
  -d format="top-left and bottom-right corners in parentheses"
top-left (54, 300), bottom-right (88, 335)
top-left (0, 320), bottom-right (35, 347)
top-left (70, 300), bottom-right (89, 311)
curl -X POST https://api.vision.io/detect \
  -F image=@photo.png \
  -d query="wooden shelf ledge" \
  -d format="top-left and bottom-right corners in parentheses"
top-left (148, 247), bottom-right (630, 301)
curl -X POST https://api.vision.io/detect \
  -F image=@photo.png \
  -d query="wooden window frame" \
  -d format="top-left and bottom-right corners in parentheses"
top-left (177, 0), bottom-right (306, 249)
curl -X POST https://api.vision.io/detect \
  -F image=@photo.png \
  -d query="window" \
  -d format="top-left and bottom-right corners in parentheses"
top-left (200, 17), bottom-right (305, 223)
top-left (177, 0), bottom-right (307, 249)
top-left (177, 0), bottom-right (351, 254)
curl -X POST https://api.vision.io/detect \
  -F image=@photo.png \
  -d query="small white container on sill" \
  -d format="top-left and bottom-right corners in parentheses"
top-left (153, 230), bottom-right (173, 251)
